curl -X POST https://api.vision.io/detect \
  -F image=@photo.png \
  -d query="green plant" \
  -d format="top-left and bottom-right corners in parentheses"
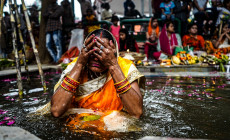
top-left (0, 59), bottom-right (14, 69)
top-left (213, 55), bottom-right (230, 72)
top-left (61, 63), bottom-right (68, 70)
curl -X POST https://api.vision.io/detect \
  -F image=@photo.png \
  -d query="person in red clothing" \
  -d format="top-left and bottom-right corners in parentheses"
top-left (110, 15), bottom-right (120, 49)
top-left (182, 23), bottom-right (205, 51)
top-left (119, 28), bottom-right (139, 52)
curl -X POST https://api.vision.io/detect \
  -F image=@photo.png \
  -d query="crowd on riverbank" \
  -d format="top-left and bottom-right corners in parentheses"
top-left (0, 0), bottom-right (230, 67)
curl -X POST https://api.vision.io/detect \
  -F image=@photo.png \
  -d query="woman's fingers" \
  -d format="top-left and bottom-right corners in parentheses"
top-left (84, 34), bottom-right (95, 46)
top-left (109, 40), bottom-right (116, 49)
top-left (85, 49), bottom-right (95, 57)
top-left (109, 40), bottom-right (117, 56)
top-left (86, 38), bottom-right (96, 51)
top-left (95, 37), bottom-right (109, 48)
top-left (93, 52), bottom-right (103, 61)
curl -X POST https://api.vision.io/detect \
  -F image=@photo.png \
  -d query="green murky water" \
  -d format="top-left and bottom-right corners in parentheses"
top-left (0, 70), bottom-right (230, 139)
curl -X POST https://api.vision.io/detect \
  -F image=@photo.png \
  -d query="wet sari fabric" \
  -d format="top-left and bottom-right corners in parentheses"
top-left (59, 56), bottom-right (138, 112)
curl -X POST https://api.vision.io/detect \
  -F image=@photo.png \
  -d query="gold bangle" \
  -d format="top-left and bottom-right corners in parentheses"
top-left (63, 80), bottom-right (77, 89)
top-left (66, 75), bottom-right (80, 84)
top-left (117, 81), bottom-right (130, 90)
top-left (114, 77), bottom-right (127, 85)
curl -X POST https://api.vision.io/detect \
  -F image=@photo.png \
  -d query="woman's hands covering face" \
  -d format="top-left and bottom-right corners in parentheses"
top-left (93, 37), bottom-right (118, 69)
top-left (77, 34), bottom-right (96, 66)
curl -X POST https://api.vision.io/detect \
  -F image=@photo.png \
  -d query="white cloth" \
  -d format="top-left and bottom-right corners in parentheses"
top-left (193, 0), bottom-right (208, 14)
top-left (216, 7), bottom-right (230, 25)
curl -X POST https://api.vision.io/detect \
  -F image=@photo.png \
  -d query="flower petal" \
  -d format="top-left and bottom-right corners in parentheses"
top-left (0, 121), bottom-right (6, 125)
top-left (7, 120), bottom-right (15, 125)
top-left (4, 117), bottom-right (11, 121)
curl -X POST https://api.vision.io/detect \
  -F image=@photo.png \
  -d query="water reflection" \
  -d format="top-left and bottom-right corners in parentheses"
top-left (0, 71), bottom-right (230, 139)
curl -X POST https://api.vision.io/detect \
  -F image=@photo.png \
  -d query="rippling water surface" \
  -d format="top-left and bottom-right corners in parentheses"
top-left (0, 70), bottom-right (230, 139)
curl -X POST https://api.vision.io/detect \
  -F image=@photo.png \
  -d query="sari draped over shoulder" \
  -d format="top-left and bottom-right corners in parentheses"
top-left (153, 24), bottom-right (181, 60)
top-left (34, 56), bottom-right (144, 115)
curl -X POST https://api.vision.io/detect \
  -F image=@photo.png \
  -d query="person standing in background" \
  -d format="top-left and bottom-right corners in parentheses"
top-left (174, 0), bottom-right (190, 37)
top-left (151, 0), bottom-right (164, 18)
top-left (124, 0), bottom-right (135, 17)
top-left (110, 15), bottom-right (120, 49)
top-left (78, 0), bottom-right (93, 21)
top-left (61, 0), bottom-right (75, 53)
top-left (43, 0), bottom-right (63, 63)
top-left (192, 0), bottom-right (208, 35)
top-left (101, 3), bottom-right (113, 21)
top-left (93, 0), bottom-right (112, 21)
top-left (160, 0), bottom-right (176, 21)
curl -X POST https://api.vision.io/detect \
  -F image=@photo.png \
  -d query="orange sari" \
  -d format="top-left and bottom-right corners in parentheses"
top-left (54, 56), bottom-right (143, 112)
top-left (148, 20), bottom-right (160, 37)
top-left (182, 35), bottom-right (205, 51)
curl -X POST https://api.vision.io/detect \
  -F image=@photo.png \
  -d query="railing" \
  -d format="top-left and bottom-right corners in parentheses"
top-left (82, 20), bottom-right (112, 30)
top-left (120, 18), bottom-right (181, 42)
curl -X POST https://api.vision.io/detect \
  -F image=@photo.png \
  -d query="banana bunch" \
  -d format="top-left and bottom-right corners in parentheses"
top-left (188, 57), bottom-right (197, 64)
top-left (201, 54), bottom-right (230, 72)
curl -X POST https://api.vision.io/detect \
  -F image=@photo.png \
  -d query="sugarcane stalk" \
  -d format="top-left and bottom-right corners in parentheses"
top-left (219, 21), bottom-right (223, 37)
top-left (0, 0), bottom-right (5, 54)
top-left (13, 0), bottom-right (30, 82)
top-left (21, 0), bottom-right (47, 92)
top-left (9, 0), bottom-right (23, 98)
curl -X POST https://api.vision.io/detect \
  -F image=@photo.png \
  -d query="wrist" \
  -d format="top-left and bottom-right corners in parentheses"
top-left (109, 63), bottom-right (120, 74)
top-left (69, 63), bottom-right (84, 79)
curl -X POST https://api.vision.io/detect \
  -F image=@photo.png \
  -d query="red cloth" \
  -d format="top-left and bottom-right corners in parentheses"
top-left (144, 42), bottom-right (157, 58)
top-left (58, 47), bottom-right (79, 63)
top-left (153, 52), bottom-right (161, 60)
top-left (159, 24), bottom-right (178, 55)
top-left (182, 35), bottom-right (205, 51)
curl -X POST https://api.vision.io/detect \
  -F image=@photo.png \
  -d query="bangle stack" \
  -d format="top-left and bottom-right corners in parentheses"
top-left (114, 78), bottom-right (131, 95)
top-left (61, 75), bottom-right (80, 94)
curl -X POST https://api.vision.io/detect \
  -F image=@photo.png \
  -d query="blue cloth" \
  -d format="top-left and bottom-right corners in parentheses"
top-left (161, 14), bottom-right (175, 20)
top-left (160, 1), bottom-right (175, 15)
top-left (46, 30), bottom-right (62, 63)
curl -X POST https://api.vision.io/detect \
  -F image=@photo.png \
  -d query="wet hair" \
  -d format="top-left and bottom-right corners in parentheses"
top-left (111, 15), bottom-right (119, 22)
top-left (88, 29), bottom-right (115, 44)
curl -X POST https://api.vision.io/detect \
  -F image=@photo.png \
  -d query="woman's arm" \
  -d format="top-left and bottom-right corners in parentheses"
top-left (51, 35), bottom-right (96, 117)
top-left (109, 65), bottom-right (143, 118)
top-left (93, 37), bottom-right (143, 118)
top-left (146, 32), bottom-right (150, 41)
top-left (215, 32), bottom-right (226, 48)
top-left (225, 33), bottom-right (230, 41)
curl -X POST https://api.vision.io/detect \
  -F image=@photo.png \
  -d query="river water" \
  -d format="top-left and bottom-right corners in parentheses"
top-left (0, 70), bottom-right (230, 139)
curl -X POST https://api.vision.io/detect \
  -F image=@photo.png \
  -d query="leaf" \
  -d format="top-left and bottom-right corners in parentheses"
top-left (205, 89), bottom-right (216, 92)
top-left (82, 115), bottom-right (101, 121)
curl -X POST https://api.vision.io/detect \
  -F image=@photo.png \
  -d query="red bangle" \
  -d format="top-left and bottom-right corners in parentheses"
top-left (61, 81), bottom-right (77, 93)
top-left (65, 75), bottom-right (80, 87)
top-left (114, 78), bottom-right (128, 89)
top-left (116, 83), bottom-right (131, 94)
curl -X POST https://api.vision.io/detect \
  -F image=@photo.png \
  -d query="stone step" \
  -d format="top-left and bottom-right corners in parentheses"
top-left (137, 65), bottom-right (219, 73)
